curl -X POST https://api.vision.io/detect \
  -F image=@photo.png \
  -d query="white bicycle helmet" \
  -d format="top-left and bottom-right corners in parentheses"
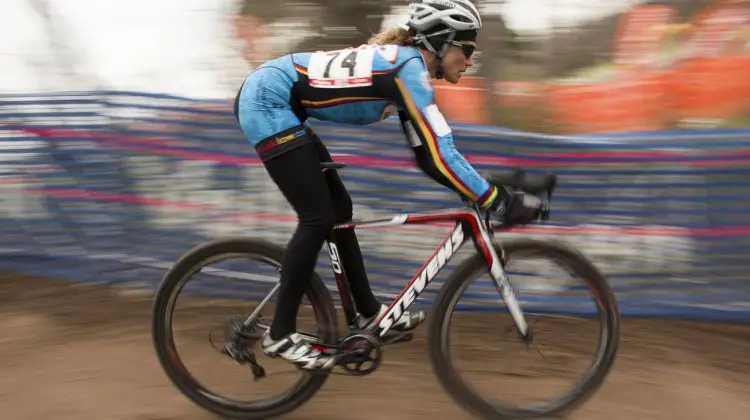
top-left (407, 0), bottom-right (482, 37)
top-left (405, 0), bottom-right (482, 78)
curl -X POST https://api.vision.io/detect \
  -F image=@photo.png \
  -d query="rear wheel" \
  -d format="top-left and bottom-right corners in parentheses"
top-left (151, 237), bottom-right (338, 419)
top-left (428, 239), bottom-right (620, 419)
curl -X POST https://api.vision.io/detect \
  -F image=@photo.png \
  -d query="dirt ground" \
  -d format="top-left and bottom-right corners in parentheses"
top-left (1, 271), bottom-right (749, 420)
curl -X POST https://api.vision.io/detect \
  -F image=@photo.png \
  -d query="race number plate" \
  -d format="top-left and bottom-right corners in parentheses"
top-left (307, 46), bottom-right (376, 88)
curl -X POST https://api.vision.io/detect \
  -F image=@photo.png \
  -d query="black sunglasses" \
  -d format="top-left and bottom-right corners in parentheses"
top-left (447, 40), bottom-right (476, 59)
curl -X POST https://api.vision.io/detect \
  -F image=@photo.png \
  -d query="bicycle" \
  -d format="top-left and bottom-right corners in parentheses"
top-left (151, 162), bottom-right (620, 419)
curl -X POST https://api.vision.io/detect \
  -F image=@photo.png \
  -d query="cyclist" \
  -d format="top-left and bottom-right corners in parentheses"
top-left (233, 0), bottom-right (542, 371)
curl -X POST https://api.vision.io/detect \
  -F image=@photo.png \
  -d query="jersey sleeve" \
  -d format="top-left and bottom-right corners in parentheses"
top-left (392, 56), bottom-right (497, 208)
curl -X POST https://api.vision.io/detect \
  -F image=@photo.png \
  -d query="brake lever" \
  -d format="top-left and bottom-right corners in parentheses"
top-left (539, 200), bottom-right (551, 221)
top-left (539, 188), bottom-right (553, 221)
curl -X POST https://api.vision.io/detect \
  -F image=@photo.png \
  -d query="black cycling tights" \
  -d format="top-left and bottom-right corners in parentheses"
top-left (263, 132), bottom-right (382, 340)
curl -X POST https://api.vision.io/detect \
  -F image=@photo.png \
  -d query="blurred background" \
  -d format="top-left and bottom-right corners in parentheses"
top-left (3, 0), bottom-right (749, 132)
top-left (0, 1), bottom-right (749, 419)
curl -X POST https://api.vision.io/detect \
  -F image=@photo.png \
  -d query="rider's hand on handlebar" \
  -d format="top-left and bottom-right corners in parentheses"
top-left (488, 186), bottom-right (542, 226)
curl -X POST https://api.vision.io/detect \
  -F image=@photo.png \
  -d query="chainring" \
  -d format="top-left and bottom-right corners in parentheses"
top-left (336, 333), bottom-right (383, 376)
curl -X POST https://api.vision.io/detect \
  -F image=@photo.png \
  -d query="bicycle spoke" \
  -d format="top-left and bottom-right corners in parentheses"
top-left (429, 239), bottom-right (619, 418)
top-left (151, 239), bottom-right (338, 418)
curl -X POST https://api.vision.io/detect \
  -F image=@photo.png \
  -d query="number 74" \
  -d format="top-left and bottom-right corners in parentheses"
top-left (323, 50), bottom-right (358, 78)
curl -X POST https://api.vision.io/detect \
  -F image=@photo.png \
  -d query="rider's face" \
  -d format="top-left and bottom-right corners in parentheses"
top-left (441, 41), bottom-right (475, 84)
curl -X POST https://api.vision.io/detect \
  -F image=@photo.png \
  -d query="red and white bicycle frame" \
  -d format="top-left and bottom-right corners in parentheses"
top-left (326, 205), bottom-right (529, 340)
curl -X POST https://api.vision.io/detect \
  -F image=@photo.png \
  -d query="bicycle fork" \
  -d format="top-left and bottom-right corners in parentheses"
top-left (468, 213), bottom-right (531, 341)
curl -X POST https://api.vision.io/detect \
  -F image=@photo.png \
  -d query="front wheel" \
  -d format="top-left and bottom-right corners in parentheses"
top-left (428, 239), bottom-right (620, 419)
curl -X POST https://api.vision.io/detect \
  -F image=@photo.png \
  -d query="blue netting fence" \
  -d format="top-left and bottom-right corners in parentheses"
top-left (1, 91), bottom-right (749, 321)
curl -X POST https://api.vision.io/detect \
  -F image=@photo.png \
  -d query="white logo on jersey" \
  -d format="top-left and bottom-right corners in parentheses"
top-left (420, 70), bottom-right (433, 93)
top-left (403, 120), bottom-right (421, 147)
top-left (376, 45), bottom-right (399, 63)
top-left (423, 104), bottom-right (451, 137)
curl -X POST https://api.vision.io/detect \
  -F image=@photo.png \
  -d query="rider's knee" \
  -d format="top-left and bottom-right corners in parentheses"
top-left (300, 210), bottom-right (336, 235)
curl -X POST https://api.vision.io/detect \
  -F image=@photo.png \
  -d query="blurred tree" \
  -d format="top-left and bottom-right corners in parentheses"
top-left (239, 0), bottom-right (289, 21)
top-left (237, 0), bottom-right (517, 59)
top-left (646, 0), bottom-right (715, 21)
top-left (295, 0), bottom-right (392, 51)
top-left (475, 1), bottom-right (518, 82)
top-left (239, 0), bottom-right (394, 52)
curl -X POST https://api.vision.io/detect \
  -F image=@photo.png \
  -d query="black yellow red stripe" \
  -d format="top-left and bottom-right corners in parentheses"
top-left (373, 69), bottom-right (397, 75)
top-left (477, 185), bottom-right (498, 208)
top-left (295, 65), bottom-right (394, 77)
top-left (394, 77), bottom-right (479, 201)
top-left (301, 97), bottom-right (385, 108)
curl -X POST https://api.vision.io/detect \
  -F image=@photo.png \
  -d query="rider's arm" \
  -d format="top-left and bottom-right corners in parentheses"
top-left (397, 109), bottom-right (461, 193)
top-left (392, 57), bottom-right (497, 208)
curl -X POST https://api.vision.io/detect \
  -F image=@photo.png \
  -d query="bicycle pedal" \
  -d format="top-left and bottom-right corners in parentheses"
top-left (383, 332), bottom-right (413, 345)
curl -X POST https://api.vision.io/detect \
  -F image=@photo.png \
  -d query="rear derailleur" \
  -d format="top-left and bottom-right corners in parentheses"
top-left (212, 315), bottom-right (266, 380)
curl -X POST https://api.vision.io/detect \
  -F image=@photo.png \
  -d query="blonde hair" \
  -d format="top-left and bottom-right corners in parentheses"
top-left (367, 27), bottom-right (412, 46)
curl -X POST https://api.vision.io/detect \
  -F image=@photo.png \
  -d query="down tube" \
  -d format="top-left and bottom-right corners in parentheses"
top-left (464, 218), bottom-right (529, 338)
top-left (374, 222), bottom-right (469, 337)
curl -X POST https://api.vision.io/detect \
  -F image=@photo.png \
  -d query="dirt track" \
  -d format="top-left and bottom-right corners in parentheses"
top-left (1, 272), bottom-right (749, 420)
